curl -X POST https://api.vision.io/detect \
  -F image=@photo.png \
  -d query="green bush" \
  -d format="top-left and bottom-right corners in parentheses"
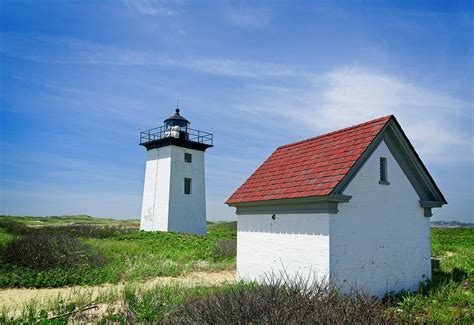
top-left (0, 219), bottom-right (30, 235)
top-left (213, 239), bottom-right (237, 259)
top-left (1, 233), bottom-right (107, 271)
top-left (172, 277), bottom-right (394, 324)
top-left (37, 224), bottom-right (136, 238)
top-left (0, 219), bottom-right (136, 238)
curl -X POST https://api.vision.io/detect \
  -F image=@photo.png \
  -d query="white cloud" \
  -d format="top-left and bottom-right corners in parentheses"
top-left (318, 67), bottom-right (471, 127)
top-left (317, 67), bottom-right (473, 163)
top-left (237, 67), bottom-right (473, 164)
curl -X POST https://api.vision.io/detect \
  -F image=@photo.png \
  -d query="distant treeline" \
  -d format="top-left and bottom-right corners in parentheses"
top-left (431, 220), bottom-right (474, 228)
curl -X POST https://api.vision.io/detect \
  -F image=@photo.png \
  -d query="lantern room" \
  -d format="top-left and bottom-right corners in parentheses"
top-left (164, 109), bottom-right (190, 140)
top-left (140, 108), bottom-right (213, 150)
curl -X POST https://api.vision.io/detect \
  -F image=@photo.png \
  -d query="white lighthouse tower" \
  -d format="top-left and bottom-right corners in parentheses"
top-left (139, 108), bottom-right (213, 234)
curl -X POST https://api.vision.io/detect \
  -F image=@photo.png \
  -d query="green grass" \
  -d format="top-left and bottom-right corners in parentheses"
top-left (431, 227), bottom-right (474, 274)
top-left (0, 216), bottom-right (471, 323)
top-left (0, 282), bottom-right (233, 324)
top-left (386, 227), bottom-right (473, 323)
top-left (85, 223), bottom-right (236, 282)
top-left (119, 282), bottom-right (224, 323)
top-left (0, 228), bottom-right (13, 246)
top-left (0, 217), bottom-right (236, 288)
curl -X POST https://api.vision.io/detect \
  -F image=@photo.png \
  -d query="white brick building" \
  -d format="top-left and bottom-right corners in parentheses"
top-left (226, 115), bottom-right (446, 296)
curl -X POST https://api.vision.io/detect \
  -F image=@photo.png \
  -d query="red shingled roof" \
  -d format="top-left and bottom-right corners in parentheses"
top-left (226, 115), bottom-right (393, 205)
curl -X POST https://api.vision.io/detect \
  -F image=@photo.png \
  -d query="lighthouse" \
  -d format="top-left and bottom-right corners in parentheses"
top-left (139, 108), bottom-right (213, 234)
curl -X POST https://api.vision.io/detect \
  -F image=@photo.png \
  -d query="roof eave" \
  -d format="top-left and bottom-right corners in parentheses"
top-left (226, 194), bottom-right (352, 208)
top-left (420, 200), bottom-right (444, 208)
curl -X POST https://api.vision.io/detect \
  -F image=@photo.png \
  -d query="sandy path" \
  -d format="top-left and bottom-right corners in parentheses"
top-left (0, 270), bottom-right (236, 311)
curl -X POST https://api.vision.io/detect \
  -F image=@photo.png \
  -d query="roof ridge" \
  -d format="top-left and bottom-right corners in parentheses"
top-left (277, 115), bottom-right (393, 150)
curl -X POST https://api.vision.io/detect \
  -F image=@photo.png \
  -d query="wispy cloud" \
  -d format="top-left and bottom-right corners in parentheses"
top-left (123, 0), bottom-right (179, 16)
top-left (4, 33), bottom-right (470, 164)
top-left (1, 33), bottom-right (308, 79)
top-left (226, 6), bottom-right (272, 28)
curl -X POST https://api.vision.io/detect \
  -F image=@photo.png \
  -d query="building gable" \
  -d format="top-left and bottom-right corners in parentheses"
top-left (331, 117), bottom-right (446, 216)
top-left (329, 139), bottom-right (432, 295)
top-left (226, 115), bottom-right (446, 216)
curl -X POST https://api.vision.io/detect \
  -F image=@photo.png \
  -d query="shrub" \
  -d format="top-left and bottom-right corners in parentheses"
top-left (0, 219), bottom-right (135, 238)
top-left (221, 221), bottom-right (237, 230)
top-left (0, 233), bottom-right (107, 271)
top-left (35, 224), bottom-right (136, 238)
top-left (0, 219), bottom-right (30, 235)
top-left (172, 275), bottom-right (395, 324)
top-left (213, 239), bottom-right (237, 259)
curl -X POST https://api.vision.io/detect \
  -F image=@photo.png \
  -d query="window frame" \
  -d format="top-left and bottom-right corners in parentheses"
top-left (184, 153), bottom-right (192, 163)
top-left (184, 177), bottom-right (192, 194)
top-left (379, 157), bottom-right (390, 185)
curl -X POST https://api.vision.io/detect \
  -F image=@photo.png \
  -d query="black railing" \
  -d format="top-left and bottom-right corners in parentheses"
top-left (140, 125), bottom-right (213, 146)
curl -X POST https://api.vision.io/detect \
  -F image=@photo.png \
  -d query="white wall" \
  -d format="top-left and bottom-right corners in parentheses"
top-left (140, 145), bottom-right (207, 234)
top-left (140, 147), bottom-right (171, 231)
top-left (140, 149), bottom-right (157, 231)
top-left (237, 214), bottom-right (330, 283)
top-left (331, 140), bottom-right (431, 296)
top-left (168, 146), bottom-right (207, 234)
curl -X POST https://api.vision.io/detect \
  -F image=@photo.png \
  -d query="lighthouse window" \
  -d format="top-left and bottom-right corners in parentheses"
top-left (184, 178), bottom-right (192, 194)
top-left (184, 153), bottom-right (192, 163)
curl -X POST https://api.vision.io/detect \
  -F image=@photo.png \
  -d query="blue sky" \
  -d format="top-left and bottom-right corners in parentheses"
top-left (0, 0), bottom-right (472, 222)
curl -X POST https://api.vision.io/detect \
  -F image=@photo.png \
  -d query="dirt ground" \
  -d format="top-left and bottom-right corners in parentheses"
top-left (0, 270), bottom-right (236, 311)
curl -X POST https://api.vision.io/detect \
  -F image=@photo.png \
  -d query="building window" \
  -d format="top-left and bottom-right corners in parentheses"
top-left (184, 153), bottom-right (192, 163)
top-left (184, 178), bottom-right (192, 194)
top-left (379, 157), bottom-right (389, 185)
